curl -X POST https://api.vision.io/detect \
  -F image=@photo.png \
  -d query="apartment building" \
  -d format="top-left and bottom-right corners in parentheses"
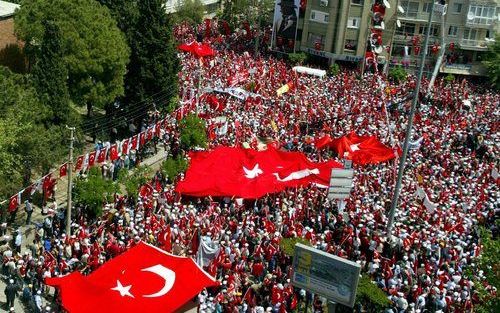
top-left (0, 0), bottom-right (20, 50)
top-left (294, 0), bottom-right (372, 66)
top-left (386, 0), bottom-right (499, 76)
top-left (286, 0), bottom-right (498, 75)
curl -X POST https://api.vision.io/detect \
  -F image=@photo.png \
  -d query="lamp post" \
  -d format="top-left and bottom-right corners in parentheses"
top-left (386, 2), bottom-right (436, 235)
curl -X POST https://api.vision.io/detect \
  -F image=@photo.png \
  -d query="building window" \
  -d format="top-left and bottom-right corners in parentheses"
top-left (448, 25), bottom-right (458, 37)
top-left (452, 3), bottom-right (462, 14)
top-left (401, 23), bottom-right (416, 36)
top-left (310, 10), bottom-right (329, 24)
top-left (351, 0), bottom-right (363, 5)
top-left (347, 17), bottom-right (360, 28)
top-left (344, 40), bottom-right (357, 51)
top-left (463, 28), bottom-right (478, 40)
top-left (422, 2), bottom-right (432, 13)
top-left (467, 5), bottom-right (496, 25)
top-left (419, 25), bottom-right (439, 36)
top-left (401, 1), bottom-right (420, 17)
top-left (319, 0), bottom-right (329, 7)
top-left (308, 33), bottom-right (325, 47)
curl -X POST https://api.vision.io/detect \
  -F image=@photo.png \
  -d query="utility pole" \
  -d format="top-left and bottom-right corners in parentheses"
top-left (386, 2), bottom-right (435, 235)
top-left (66, 126), bottom-right (75, 236)
top-left (428, 2), bottom-right (448, 93)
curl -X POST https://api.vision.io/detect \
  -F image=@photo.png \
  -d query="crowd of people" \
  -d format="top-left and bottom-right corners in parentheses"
top-left (1, 21), bottom-right (498, 313)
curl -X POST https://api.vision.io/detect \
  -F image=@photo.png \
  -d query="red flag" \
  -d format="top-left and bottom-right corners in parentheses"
top-left (319, 132), bottom-right (398, 165)
top-left (130, 135), bottom-right (139, 151)
top-left (46, 242), bottom-right (218, 313)
top-left (139, 184), bottom-right (154, 198)
top-left (88, 151), bottom-right (97, 168)
top-left (97, 148), bottom-right (107, 163)
top-left (139, 132), bottom-right (146, 147)
top-left (190, 230), bottom-right (199, 255)
top-left (75, 155), bottom-right (85, 171)
top-left (155, 122), bottom-right (162, 137)
top-left (146, 128), bottom-right (154, 142)
top-left (121, 140), bottom-right (130, 156)
top-left (8, 193), bottom-right (20, 213)
top-left (110, 144), bottom-right (119, 161)
top-left (176, 146), bottom-right (342, 198)
top-left (178, 41), bottom-right (215, 58)
top-left (59, 163), bottom-right (68, 178)
top-left (227, 69), bottom-right (249, 87)
top-left (158, 226), bottom-right (172, 252)
top-left (313, 134), bottom-right (333, 149)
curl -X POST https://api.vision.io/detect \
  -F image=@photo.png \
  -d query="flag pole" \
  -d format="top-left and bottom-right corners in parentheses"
top-left (65, 125), bottom-right (75, 236)
top-left (386, 2), bottom-right (435, 235)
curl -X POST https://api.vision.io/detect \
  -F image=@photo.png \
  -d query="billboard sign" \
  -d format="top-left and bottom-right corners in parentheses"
top-left (292, 243), bottom-right (361, 307)
top-left (272, 0), bottom-right (299, 52)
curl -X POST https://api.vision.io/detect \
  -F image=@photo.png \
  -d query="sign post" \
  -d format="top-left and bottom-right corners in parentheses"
top-left (292, 243), bottom-right (361, 308)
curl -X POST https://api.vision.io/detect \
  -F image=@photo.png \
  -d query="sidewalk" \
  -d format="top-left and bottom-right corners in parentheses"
top-left (0, 147), bottom-right (168, 312)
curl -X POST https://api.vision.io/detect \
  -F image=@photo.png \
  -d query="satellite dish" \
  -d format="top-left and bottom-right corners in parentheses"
top-left (374, 46), bottom-right (383, 54)
top-left (398, 5), bottom-right (405, 14)
top-left (397, 19), bottom-right (401, 28)
top-left (383, 0), bottom-right (391, 8)
top-left (467, 12), bottom-right (474, 20)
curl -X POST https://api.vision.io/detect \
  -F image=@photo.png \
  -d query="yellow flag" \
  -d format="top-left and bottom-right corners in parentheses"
top-left (270, 120), bottom-right (278, 132)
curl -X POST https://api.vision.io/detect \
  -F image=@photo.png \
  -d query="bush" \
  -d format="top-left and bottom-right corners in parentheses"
top-left (73, 167), bottom-right (119, 218)
top-left (161, 156), bottom-right (188, 182)
top-left (288, 52), bottom-right (307, 65)
top-left (118, 165), bottom-right (152, 199)
top-left (444, 73), bottom-right (455, 85)
top-left (279, 237), bottom-right (311, 256)
top-left (388, 66), bottom-right (408, 84)
top-left (179, 114), bottom-right (207, 150)
top-left (328, 63), bottom-right (340, 76)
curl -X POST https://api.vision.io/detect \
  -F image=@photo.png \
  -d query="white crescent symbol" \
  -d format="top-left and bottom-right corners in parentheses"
top-left (141, 264), bottom-right (176, 298)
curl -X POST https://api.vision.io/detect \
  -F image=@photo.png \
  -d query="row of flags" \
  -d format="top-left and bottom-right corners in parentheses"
top-left (6, 118), bottom-right (169, 213)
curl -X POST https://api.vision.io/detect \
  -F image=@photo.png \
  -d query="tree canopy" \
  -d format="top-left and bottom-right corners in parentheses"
top-left (483, 34), bottom-right (500, 90)
top-left (0, 66), bottom-right (67, 197)
top-left (15, 0), bottom-right (130, 115)
top-left (173, 0), bottom-right (205, 25)
top-left (179, 114), bottom-right (207, 150)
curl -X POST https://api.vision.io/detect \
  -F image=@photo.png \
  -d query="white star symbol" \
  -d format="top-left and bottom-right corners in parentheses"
top-left (243, 164), bottom-right (263, 179)
top-left (111, 280), bottom-right (134, 298)
top-left (349, 143), bottom-right (361, 151)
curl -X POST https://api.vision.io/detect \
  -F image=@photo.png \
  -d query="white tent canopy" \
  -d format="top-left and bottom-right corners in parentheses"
top-left (292, 66), bottom-right (327, 78)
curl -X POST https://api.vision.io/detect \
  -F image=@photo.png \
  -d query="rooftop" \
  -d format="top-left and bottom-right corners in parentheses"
top-left (0, 1), bottom-right (19, 19)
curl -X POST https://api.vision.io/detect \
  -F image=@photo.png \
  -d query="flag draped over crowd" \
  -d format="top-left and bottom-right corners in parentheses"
top-left (176, 146), bottom-right (342, 198)
top-left (46, 242), bottom-right (218, 313)
top-left (315, 132), bottom-right (400, 165)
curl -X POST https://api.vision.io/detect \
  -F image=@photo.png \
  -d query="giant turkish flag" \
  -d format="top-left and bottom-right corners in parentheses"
top-left (46, 242), bottom-right (218, 313)
top-left (176, 146), bottom-right (342, 198)
top-left (316, 132), bottom-right (399, 165)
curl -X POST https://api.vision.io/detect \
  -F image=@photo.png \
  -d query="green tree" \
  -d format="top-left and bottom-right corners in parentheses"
top-left (15, 0), bottom-right (130, 116)
top-left (31, 21), bottom-right (71, 125)
top-left (173, 0), bottom-right (205, 25)
top-left (388, 66), bottom-right (408, 84)
top-left (288, 52), bottom-right (307, 65)
top-left (328, 63), bottom-right (340, 76)
top-left (118, 165), bottom-right (152, 199)
top-left (124, 0), bottom-right (180, 112)
top-left (0, 66), bottom-right (67, 196)
top-left (73, 167), bottom-right (119, 218)
top-left (483, 34), bottom-right (500, 90)
top-left (465, 227), bottom-right (500, 313)
top-left (179, 114), bottom-right (207, 150)
top-left (279, 237), bottom-right (311, 256)
top-left (161, 156), bottom-right (188, 182)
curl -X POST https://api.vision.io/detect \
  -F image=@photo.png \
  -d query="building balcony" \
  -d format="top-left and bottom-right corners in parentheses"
top-left (398, 12), bottom-right (440, 23)
top-left (459, 39), bottom-right (490, 50)
top-left (465, 17), bottom-right (496, 29)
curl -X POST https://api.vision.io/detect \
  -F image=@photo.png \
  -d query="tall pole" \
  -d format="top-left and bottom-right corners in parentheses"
top-left (428, 3), bottom-right (448, 93)
top-left (66, 126), bottom-right (75, 236)
top-left (386, 2), bottom-right (435, 235)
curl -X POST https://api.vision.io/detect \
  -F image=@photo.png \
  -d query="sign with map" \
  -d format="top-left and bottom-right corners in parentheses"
top-left (292, 243), bottom-right (361, 307)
